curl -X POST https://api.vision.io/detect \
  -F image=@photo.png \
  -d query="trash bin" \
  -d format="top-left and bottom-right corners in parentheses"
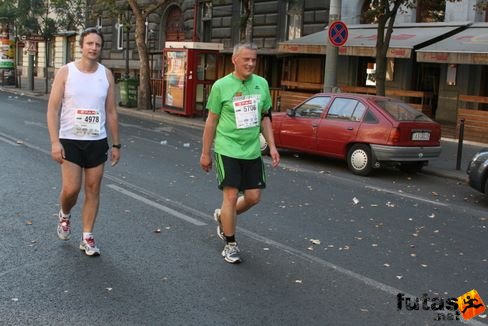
top-left (119, 77), bottom-right (138, 108)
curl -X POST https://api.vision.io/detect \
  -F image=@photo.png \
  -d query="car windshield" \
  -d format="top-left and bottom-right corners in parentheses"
top-left (374, 99), bottom-right (432, 122)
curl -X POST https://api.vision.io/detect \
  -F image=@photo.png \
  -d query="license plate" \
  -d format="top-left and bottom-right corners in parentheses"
top-left (411, 131), bottom-right (430, 141)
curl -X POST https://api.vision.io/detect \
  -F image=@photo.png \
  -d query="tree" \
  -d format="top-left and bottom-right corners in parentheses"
top-left (363, 0), bottom-right (464, 96)
top-left (90, 0), bottom-right (169, 111)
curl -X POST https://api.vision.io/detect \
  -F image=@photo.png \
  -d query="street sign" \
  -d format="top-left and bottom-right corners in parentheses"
top-left (328, 21), bottom-right (348, 47)
top-left (26, 35), bottom-right (45, 42)
top-left (27, 41), bottom-right (37, 55)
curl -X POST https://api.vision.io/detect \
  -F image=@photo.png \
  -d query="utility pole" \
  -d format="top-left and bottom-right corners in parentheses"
top-left (323, 0), bottom-right (341, 92)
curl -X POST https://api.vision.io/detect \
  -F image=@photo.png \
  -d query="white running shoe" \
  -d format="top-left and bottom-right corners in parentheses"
top-left (57, 211), bottom-right (71, 240)
top-left (79, 236), bottom-right (101, 256)
top-left (213, 208), bottom-right (224, 240)
top-left (222, 242), bottom-right (241, 264)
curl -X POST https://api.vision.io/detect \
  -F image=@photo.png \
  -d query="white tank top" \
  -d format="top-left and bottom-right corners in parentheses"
top-left (59, 62), bottom-right (109, 140)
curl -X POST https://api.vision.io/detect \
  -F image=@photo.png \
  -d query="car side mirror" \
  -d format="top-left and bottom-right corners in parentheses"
top-left (286, 108), bottom-right (296, 117)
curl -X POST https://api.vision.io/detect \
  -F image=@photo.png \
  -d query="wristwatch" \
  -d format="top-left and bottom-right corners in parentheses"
top-left (112, 144), bottom-right (122, 149)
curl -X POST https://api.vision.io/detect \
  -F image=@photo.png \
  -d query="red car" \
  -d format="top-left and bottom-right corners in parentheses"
top-left (272, 93), bottom-right (441, 176)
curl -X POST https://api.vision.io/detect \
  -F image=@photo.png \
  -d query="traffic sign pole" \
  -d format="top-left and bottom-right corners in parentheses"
top-left (324, 0), bottom-right (342, 93)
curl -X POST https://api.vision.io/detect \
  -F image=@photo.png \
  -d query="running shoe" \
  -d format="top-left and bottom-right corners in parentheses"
top-left (79, 236), bottom-right (101, 256)
top-left (57, 211), bottom-right (71, 240)
top-left (213, 208), bottom-right (224, 240)
top-left (222, 242), bottom-right (241, 264)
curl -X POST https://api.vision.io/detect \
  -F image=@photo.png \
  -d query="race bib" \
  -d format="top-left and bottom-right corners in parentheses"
top-left (74, 109), bottom-right (101, 136)
top-left (233, 96), bottom-right (259, 129)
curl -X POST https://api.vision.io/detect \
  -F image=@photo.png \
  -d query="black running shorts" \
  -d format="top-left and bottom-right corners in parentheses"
top-left (215, 153), bottom-right (266, 191)
top-left (60, 138), bottom-right (109, 168)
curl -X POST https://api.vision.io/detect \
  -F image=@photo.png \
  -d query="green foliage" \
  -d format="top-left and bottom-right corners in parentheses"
top-left (0, 0), bottom-right (89, 38)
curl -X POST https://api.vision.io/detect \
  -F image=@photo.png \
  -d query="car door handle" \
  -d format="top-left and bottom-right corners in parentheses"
top-left (312, 123), bottom-right (319, 127)
top-left (346, 127), bottom-right (353, 130)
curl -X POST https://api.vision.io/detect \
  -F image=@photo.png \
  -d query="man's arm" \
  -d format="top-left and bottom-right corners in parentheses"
top-left (200, 111), bottom-right (219, 172)
top-left (46, 66), bottom-right (68, 164)
top-left (104, 69), bottom-right (120, 166)
top-left (261, 115), bottom-right (280, 167)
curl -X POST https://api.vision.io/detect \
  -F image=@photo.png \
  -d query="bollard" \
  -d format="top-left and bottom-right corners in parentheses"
top-left (456, 118), bottom-right (465, 170)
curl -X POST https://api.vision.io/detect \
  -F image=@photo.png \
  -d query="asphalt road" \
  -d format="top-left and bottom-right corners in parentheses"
top-left (0, 91), bottom-right (487, 326)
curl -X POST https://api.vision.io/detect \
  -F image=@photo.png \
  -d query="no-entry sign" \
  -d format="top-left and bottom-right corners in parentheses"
top-left (328, 21), bottom-right (348, 47)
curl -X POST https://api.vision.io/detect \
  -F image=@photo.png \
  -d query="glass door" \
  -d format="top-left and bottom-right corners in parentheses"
top-left (164, 50), bottom-right (187, 110)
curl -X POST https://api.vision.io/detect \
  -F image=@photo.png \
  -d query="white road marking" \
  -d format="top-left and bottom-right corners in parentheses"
top-left (106, 183), bottom-right (206, 226)
top-left (366, 185), bottom-right (449, 207)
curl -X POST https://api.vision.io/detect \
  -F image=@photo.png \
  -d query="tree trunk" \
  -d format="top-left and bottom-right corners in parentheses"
top-left (129, 0), bottom-right (151, 111)
top-left (375, 50), bottom-right (387, 96)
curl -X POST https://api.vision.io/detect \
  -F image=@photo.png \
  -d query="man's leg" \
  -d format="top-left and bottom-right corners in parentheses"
top-left (220, 186), bottom-right (239, 237)
top-left (81, 164), bottom-right (104, 232)
top-left (60, 160), bottom-right (82, 214)
top-left (236, 188), bottom-right (261, 215)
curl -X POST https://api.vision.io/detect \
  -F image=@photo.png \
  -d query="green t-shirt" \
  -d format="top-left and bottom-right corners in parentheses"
top-left (207, 73), bottom-right (271, 159)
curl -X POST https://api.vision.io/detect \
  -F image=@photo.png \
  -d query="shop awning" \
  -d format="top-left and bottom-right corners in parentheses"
top-left (416, 23), bottom-right (488, 64)
top-left (278, 22), bottom-right (468, 59)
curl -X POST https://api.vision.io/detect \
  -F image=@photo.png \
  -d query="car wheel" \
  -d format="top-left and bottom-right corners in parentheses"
top-left (484, 177), bottom-right (488, 195)
top-left (347, 144), bottom-right (373, 176)
top-left (399, 162), bottom-right (424, 174)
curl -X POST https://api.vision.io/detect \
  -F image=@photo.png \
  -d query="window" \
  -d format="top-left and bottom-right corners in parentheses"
top-left (351, 102), bottom-right (366, 121)
top-left (327, 98), bottom-right (366, 121)
top-left (294, 96), bottom-right (330, 118)
top-left (287, 0), bottom-right (303, 40)
top-left (374, 100), bottom-right (432, 122)
top-left (363, 110), bottom-right (379, 124)
top-left (116, 18), bottom-right (124, 50)
top-left (96, 16), bottom-right (102, 29)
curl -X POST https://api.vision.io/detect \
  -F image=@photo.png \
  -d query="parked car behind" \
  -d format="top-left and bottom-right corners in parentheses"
top-left (467, 148), bottom-right (488, 194)
top-left (272, 93), bottom-right (442, 176)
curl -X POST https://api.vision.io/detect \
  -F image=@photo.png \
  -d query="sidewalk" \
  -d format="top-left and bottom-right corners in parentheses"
top-left (2, 78), bottom-right (486, 182)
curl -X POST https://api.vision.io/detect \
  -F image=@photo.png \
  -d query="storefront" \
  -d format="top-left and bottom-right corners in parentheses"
top-left (417, 22), bottom-right (488, 142)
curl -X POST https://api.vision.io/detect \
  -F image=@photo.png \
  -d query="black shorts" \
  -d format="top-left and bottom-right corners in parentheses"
top-left (60, 138), bottom-right (109, 168)
top-left (215, 153), bottom-right (266, 191)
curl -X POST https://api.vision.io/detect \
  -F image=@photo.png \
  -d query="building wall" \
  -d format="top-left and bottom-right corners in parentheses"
top-left (445, 0), bottom-right (485, 22)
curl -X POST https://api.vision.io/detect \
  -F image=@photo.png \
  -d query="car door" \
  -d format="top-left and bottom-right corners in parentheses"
top-left (316, 97), bottom-right (366, 158)
top-left (278, 96), bottom-right (331, 152)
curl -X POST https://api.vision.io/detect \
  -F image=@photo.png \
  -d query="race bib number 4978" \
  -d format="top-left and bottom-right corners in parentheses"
top-left (74, 109), bottom-right (101, 136)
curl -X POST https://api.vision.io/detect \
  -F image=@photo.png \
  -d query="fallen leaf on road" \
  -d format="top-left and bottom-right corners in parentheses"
top-left (295, 280), bottom-right (302, 284)
top-left (360, 309), bottom-right (369, 312)
top-left (352, 197), bottom-right (359, 205)
top-left (154, 229), bottom-right (161, 233)
top-left (310, 239), bottom-right (321, 245)
top-left (384, 263), bottom-right (390, 267)
top-left (421, 264), bottom-right (428, 268)
top-left (16, 140), bottom-right (24, 144)
top-left (429, 213), bottom-right (435, 218)
top-left (11, 298), bottom-right (18, 302)
top-left (106, 288), bottom-right (112, 291)
top-left (263, 248), bottom-right (269, 251)
top-left (371, 244), bottom-right (378, 247)
top-left (396, 275), bottom-right (403, 280)
top-left (25, 220), bottom-right (32, 225)
top-left (432, 192), bottom-right (438, 196)
top-left (307, 246), bottom-right (314, 251)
